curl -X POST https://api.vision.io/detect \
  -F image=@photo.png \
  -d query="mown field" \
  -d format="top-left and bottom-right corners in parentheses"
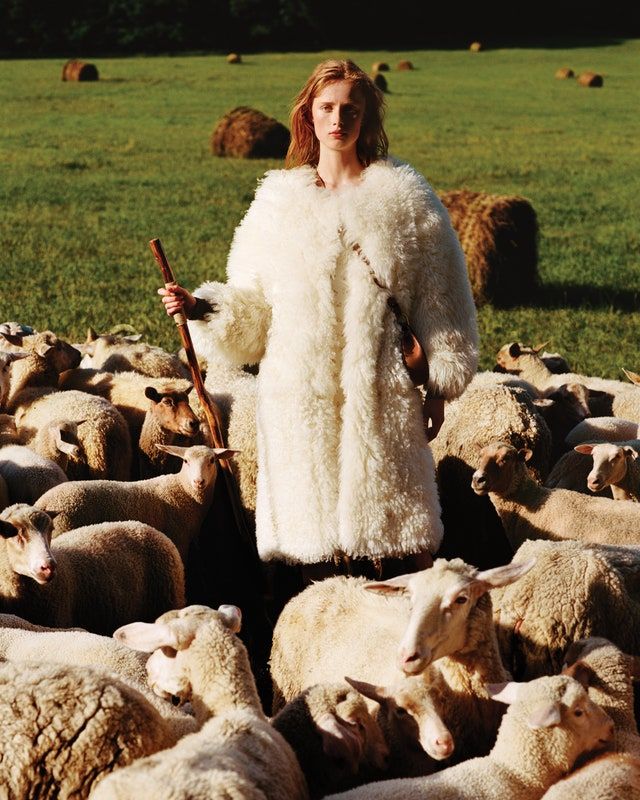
top-left (1, 42), bottom-right (639, 376)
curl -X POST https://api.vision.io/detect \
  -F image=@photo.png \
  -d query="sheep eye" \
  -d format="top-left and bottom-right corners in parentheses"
top-left (455, 596), bottom-right (468, 605)
top-left (395, 706), bottom-right (408, 716)
top-left (574, 708), bottom-right (583, 717)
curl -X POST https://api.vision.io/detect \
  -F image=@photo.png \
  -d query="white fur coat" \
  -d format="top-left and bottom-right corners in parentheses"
top-left (188, 159), bottom-right (478, 564)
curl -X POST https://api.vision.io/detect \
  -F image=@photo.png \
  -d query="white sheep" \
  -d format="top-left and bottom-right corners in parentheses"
top-left (490, 538), bottom-right (640, 679)
top-left (0, 350), bottom-right (28, 408)
top-left (573, 440), bottom-right (640, 500)
top-left (84, 327), bottom-right (191, 380)
top-left (495, 341), bottom-right (637, 417)
top-left (272, 682), bottom-right (390, 798)
top-left (472, 440), bottom-right (640, 547)
top-left (0, 613), bottom-right (198, 739)
top-left (92, 604), bottom-right (309, 800)
top-left (538, 640), bottom-right (640, 800)
top-left (0, 444), bottom-right (68, 503)
top-left (35, 444), bottom-right (235, 563)
top-left (0, 504), bottom-right (185, 634)
top-left (544, 447), bottom-right (612, 497)
top-left (565, 416), bottom-right (640, 447)
top-left (0, 659), bottom-right (183, 798)
top-left (540, 752), bottom-right (640, 799)
top-left (322, 674), bottom-right (614, 800)
top-left (429, 383), bottom-right (551, 568)
top-left (6, 335), bottom-right (132, 480)
top-left (271, 558), bottom-right (534, 766)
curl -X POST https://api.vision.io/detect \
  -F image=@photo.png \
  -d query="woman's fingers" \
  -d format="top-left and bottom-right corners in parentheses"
top-left (157, 284), bottom-right (195, 317)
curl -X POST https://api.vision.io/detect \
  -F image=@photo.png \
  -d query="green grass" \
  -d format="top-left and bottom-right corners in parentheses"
top-left (1, 44), bottom-right (639, 377)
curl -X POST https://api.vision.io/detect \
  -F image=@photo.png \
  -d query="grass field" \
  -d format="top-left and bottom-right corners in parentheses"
top-left (1, 42), bottom-right (639, 376)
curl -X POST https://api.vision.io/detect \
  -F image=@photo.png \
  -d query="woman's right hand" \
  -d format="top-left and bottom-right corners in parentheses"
top-left (158, 283), bottom-right (196, 318)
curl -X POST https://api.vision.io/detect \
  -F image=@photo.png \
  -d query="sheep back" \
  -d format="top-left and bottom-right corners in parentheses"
top-left (491, 538), bottom-right (640, 679)
top-left (0, 660), bottom-right (176, 798)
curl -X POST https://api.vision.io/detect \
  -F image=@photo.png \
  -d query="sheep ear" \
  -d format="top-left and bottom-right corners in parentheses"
top-left (363, 573), bottom-right (412, 595)
top-left (38, 509), bottom-right (59, 520)
top-left (623, 446), bottom-right (639, 461)
top-left (474, 559), bottom-right (536, 593)
top-left (34, 342), bottom-right (53, 358)
top-left (517, 448), bottom-right (533, 463)
top-left (527, 702), bottom-right (562, 730)
top-left (344, 676), bottom-right (388, 704)
top-left (574, 444), bottom-right (595, 455)
top-left (622, 368), bottom-right (640, 386)
top-left (508, 342), bottom-right (521, 358)
top-left (145, 386), bottom-right (162, 403)
top-left (123, 334), bottom-right (143, 343)
top-left (7, 352), bottom-right (29, 363)
top-left (213, 448), bottom-right (240, 460)
top-left (217, 604), bottom-right (242, 633)
top-left (113, 621), bottom-right (180, 652)
top-left (155, 444), bottom-right (188, 458)
top-left (0, 414), bottom-right (16, 434)
top-left (532, 398), bottom-right (554, 409)
top-left (86, 327), bottom-right (98, 343)
top-left (561, 661), bottom-right (595, 689)
top-left (316, 712), bottom-right (361, 775)
top-left (486, 681), bottom-right (522, 705)
top-left (532, 341), bottom-right (550, 353)
top-left (0, 520), bottom-right (18, 539)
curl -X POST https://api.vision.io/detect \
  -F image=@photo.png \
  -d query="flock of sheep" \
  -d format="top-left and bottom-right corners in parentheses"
top-left (2, 321), bottom-right (640, 798)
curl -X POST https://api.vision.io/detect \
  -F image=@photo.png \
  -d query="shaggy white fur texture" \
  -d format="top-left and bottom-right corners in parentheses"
top-left (188, 159), bottom-right (478, 563)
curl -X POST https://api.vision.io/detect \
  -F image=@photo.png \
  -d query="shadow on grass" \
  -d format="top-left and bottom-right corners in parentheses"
top-left (518, 282), bottom-right (640, 311)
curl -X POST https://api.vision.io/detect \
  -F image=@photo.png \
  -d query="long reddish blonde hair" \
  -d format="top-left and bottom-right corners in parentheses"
top-left (285, 59), bottom-right (388, 169)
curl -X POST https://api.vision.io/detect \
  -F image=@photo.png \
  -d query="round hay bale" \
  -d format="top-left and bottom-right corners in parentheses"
top-left (439, 189), bottom-right (539, 307)
top-left (372, 61), bottom-right (389, 72)
top-left (555, 67), bottom-right (575, 79)
top-left (211, 106), bottom-right (290, 159)
top-left (227, 53), bottom-right (242, 64)
top-left (397, 60), bottom-right (414, 71)
top-left (371, 72), bottom-right (388, 93)
top-left (469, 41), bottom-right (483, 52)
top-left (577, 71), bottom-right (603, 87)
top-left (61, 60), bottom-right (99, 82)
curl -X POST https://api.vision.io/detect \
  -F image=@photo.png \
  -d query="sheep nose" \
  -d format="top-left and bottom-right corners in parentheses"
top-left (435, 736), bottom-right (454, 758)
top-left (37, 563), bottom-right (56, 582)
top-left (398, 649), bottom-right (423, 674)
top-left (192, 479), bottom-right (205, 490)
top-left (188, 419), bottom-right (200, 433)
top-left (471, 472), bottom-right (487, 491)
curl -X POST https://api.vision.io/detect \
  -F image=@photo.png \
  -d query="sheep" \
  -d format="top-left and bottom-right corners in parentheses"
top-left (0, 659), bottom-right (184, 799)
top-left (561, 637), bottom-right (640, 755)
top-left (270, 558), bottom-right (535, 765)
top-left (0, 444), bottom-right (68, 503)
top-left (544, 448), bottom-right (612, 497)
top-left (322, 674), bottom-right (614, 800)
top-left (572, 440), bottom-right (640, 501)
top-left (0, 350), bottom-right (28, 407)
top-left (565, 416), bottom-right (640, 447)
top-left (35, 444), bottom-right (235, 564)
top-left (25, 417), bottom-right (83, 473)
top-left (84, 327), bottom-right (191, 380)
top-left (538, 641), bottom-right (640, 800)
top-left (429, 383), bottom-right (551, 567)
top-left (490, 538), bottom-right (640, 680)
top-left (138, 384), bottom-right (201, 478)
top-left (58, 367), bottom-right (194, 445)
top-left (92, 604), bottom-right (309, 800)
top-left (532, 382), bottom-right (591, 463)
top-left (0, 503), bottom-right (185, 635)
top-left (495, 341), bottom-right (637, 417)
top-left (540, 752), bottom-right (640, 799)
top-left (272, 683), bottom-right (390, 798)
top-left (6, 336), bottom-right (132, 480)
top-left (471, 440), bottom-right (640, 547)
top-left (0, 412), bottom-right (18, 446)
top-left (0, 613), bottom-right (198, 739)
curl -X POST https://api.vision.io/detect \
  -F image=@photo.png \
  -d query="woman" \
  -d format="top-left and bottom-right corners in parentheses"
top-left (160, 59), bottom-right (478, 585)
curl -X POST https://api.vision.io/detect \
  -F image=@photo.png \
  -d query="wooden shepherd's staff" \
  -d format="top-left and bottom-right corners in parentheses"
top-left (149, 237), bottom-right (259, 557)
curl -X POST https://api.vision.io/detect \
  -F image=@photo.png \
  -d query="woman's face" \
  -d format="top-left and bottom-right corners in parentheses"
top-left (310, 80), bottom-right (365, 156)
